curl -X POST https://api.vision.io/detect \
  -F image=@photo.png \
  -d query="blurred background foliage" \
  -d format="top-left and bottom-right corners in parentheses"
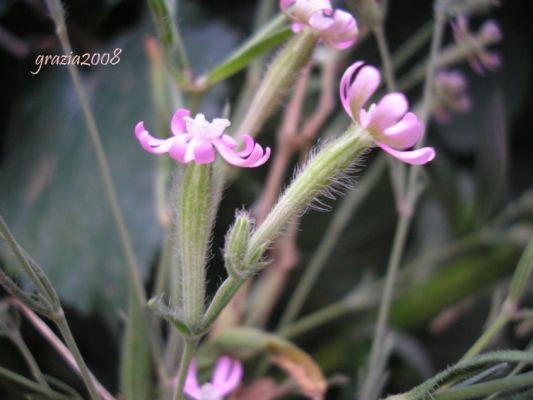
top-left (0, 0), bottom-right (532, 398)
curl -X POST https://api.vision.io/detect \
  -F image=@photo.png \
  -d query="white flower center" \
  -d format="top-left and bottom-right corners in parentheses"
top-left (184, 114), bottom-right (231, 141)
top-left (199, 383), bottom-right (223, 400)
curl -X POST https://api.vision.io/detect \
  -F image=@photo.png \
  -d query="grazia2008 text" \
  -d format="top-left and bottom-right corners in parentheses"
top-left (30, 48), bottom-right (122, 75)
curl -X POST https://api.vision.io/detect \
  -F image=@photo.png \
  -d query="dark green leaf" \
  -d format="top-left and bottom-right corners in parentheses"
top-left (0, 29), bottom-right (162, 316)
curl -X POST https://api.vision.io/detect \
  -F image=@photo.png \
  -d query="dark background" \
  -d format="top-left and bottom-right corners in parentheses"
top-left (0, 0), bottom-right (532, 398)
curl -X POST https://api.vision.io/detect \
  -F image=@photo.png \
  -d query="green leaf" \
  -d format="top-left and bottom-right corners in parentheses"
top-left (203, 15), bottom-right (291, 87)
top-left (391, 351), bottom-right (533, 400)
top-left (391, 244), bottom-right (520, 327)
top-left (0, 28), bottom-right (162, 317)
top-left (434, 371), bottom-right (533, 400)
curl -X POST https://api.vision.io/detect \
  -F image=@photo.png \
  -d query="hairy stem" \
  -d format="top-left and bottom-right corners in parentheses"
top-left (276, 155), bottom-right (386, 329)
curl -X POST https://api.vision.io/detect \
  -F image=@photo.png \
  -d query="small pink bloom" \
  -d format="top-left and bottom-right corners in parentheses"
top-left (340, 61), bottom-right (435, 165)
top-left (452, 16), bottom-right (502, 75)
top-left (135, 109), bottom-right (270, 168)
top-left (184, 356), bottom-right (243, 400)
top-left (280, 0), bottom-right (358, 50)
top-left (434, 69), bottom-right (471, 123)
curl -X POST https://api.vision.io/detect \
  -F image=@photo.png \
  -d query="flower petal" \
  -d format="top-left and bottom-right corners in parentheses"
top-left (320, 9), bottom-right (358, 50)
top-left (280, 0), bottom-right (293, 12)
top-left (235, 134), bottom-right (255, 157)
top-left (480, 20), bottom-right (502, 42)
top-left (340, 63), bottom-right (380, 121)
top-left (184, 360), bottom-right (202, 400)
top-left (308, 11), bottom-right (334, 31)
top-left (339, 61), bottom-right (362, 119)
top-left (209, 118), bottom-right (232, 138)
top-left (366, 93), bottom-right (408, 132)
top-left (294, 0), bottom-right (332, 24)
top-left (379, 112), bottom-right (424, 149)
top-left (168, 137), bottom-right (188, 163)
top-left (135, 122), bottom-right (178, 154)
top-left (221, 134), bottom-right (238, 149)
top-left (212, 356), bottom-right (231, 388)
top-left (212, 138), bottom-right (271, 168)
top-left (212, 357), bottom-right (243, 396)
top-left (378, 143), bottom-right (436, 165)
top-left (186, 138), bottom-right (216, 164)
top-left (171, 108), bottom-right (191, 135)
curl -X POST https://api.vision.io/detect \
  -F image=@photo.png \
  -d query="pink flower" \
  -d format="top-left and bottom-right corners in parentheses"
top-left (280, 0), bottom-right (358, 50)
top-left (434, 69), bottom-right (471, 123)
top-left (184, 356), bottom-right (243, 400)
top-left (340, 61), bottom-right (435, 165)
top-left (452, 16), bottom-right (502, 75)
top-left (135, 109), bottom-right (270, 168)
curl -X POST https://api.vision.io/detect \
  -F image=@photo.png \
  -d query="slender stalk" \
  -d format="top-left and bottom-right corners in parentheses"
top-left (391, 21), bottom-right (433, 70)
top-left (461, 309), bottom-right (510, 360)
top-left (9, 330), bottom-right (51, 391)
top-left (54, 313), bottom-right (102, 400)
top-left (201, 276), bottom-right (244, 332)
top-left (374, 25), bottom-right (397, 92)
top-left (362, 9), bottom-right (446, 399)
top-left (12, 300), bottom-right (115, 400)
top-left (0, 366), bottom-right (64, 398)
top-left (235, 30), bottom-right (318, 137)
top-left (373, 24), bottom-right (406, 211)
top-left (147, 0), bottom-right (190, 79)
top-left (281, 300), bottom-right (360, 339)
top-left (43, 0), bottom-right (147, 314)
top-left (172, 339), bottom-right (196, 400)
top-left (43, 0), bottom-right (164, 376)
top-left (276, 155), bottom-right (386, 329)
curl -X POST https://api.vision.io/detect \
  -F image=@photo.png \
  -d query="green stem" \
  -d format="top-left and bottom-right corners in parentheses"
top-left (374, 25), bottom-right (397, 92)
top-left (433, 371), bottom-right (533, 400)
top-left (462, 309), bottom-right (511, 361)
top-left (173, 339), bottom-right (196, 400)
top-left (9, 330), bottom-right (51, 391)
top-left (362, 9), bottom-right (446, 399)
top-left (280, 300), bottom-right (358, 339)
top-left (391, 21), bottom-right (433, 70)
top-left (0, 366), bottom-right (67, 398)
top-left (178, 164), bottom-right (213, 328)
top-left (54, 312), bottom-right (101, 400)
top-left (276, 155), bottom-right (386, 330)
top-left (235, 29), bottom-right (319, 137)
top-left (200, 276), bottom-right (244, 332)
top-left (0, 216), bottom-right (54, 306)
top-left (43, 0), bottom-right (147, 313)
top-left (279, 231), bottom-right (483, 339)
top-left (248, 126), bottom-right (372, 255)
top-left (373, 23), bottom-right (406, 213)
top-left (147, 0), bottom-right (190, 81)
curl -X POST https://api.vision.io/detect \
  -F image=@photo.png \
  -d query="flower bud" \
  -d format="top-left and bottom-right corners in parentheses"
top-left (224, 212), bottom-right (252, 277)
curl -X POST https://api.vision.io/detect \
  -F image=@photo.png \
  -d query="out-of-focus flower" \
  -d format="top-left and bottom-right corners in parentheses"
top-left (184, 356), bottom-right (243, 400)
top-left (452, 16), bottom-right (502, 74)
top-left (135, 109), bottom-right (270, 168)
top-left (434, 69), bottom-right (472, 123)
top-left (340, 61), bottom-right (435, 165)
top-left (280, 0), bottom-right (358, 49)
